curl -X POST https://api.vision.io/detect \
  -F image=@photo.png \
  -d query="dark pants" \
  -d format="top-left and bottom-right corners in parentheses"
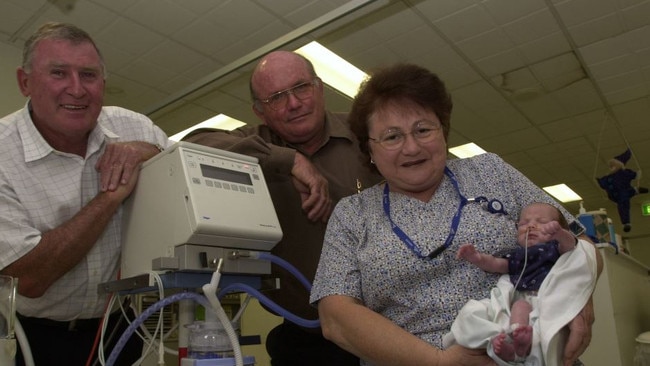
top-left (266, 320), bottom-right (359, 366)
top-left (16, 307), bottom-right (143, 366)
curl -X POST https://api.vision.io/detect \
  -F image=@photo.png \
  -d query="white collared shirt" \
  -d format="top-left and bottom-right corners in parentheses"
top-left (0, 103), bottom-right (170, 320)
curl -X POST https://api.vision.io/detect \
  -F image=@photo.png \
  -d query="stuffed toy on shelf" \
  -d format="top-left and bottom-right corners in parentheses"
top-left (596, 148), bottom-right (648, 232)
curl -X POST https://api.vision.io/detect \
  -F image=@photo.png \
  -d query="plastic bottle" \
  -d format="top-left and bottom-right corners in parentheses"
top-left (635, 332), bottom-right (650, 366)
top-left (186, 321), bottom-right (233, 359)
top-left (607, 218), bottom-right (616, 243)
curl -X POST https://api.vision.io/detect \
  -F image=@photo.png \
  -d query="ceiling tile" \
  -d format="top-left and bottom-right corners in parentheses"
top-left (413, 0), bottom-right (476, 21)
top-left (481, 127), bottom-right (551, 155)
top-left (205, 1), bottom-right (276, 38)
top-left (359, 1), bottom-right (419, 40)
top-left (514, 93), bottom-right (569, 124)
top-left (452, 80), bottom-right (511, 112)
top-left (105, 83), bottom-right (165, 113)
top-left (620, 24), bottom-right (650, 51)
top-left (89, 0), bottom-right (133, 13)
top-left (477, 105), bottom-right (532, 135)
top-left (588, 53), bottom-right (638, 80)
top-left (597, 70), bottom-right (646, 95)
top-left (171, 0), bottom-right (230, 17)
top-left (158, 74), bottom-right (195, 95)
top-left (119, 59), bottom-right (177, 89)
top-left (96, 18), bottom-right (165, 58)
top-left (178, 59), bottom-right (227, 88)
top-left (538, 110), bottom-right (604, 141)
top-left (554, 0), bottom-right (618, 26)
top-left (501, 8), bottom-right (558, 45)
top-left (122, 0), bottom-right (197, 36)
top-left (475, 48), bottom-right (526, 78)
top-left (352, 44), bottom-right (402, 69)
top-left (16, 1), bottom-right (116, 43)
top-left (4, 0), bottom-right (47, 12)
top-left (456, 28), bottom-right (515, 61)
top-left (143, 40), bottom-right (208, 75)
top-left (620, 1), bottom-right (650, 29)
top-left (579, 36), bottom-right (630, 65)
top-left (447, 105), bottom-right (492, 141)
top-left (319, 22), bottom-right (384, 60)
top-left (0, 2), bottom-right (35, 39)
top-left (611, 97), bottom-right (650, 126)
top-left (257, 0), bottom-right (321, 25)
top-left (1, 0), bottom-right (649, 239)
top-left (530, 52), bottom-right (581, 82)
top-left (482, 0), bottom-right (547, 25)
top-left (176, 19), bottom-right (237, 56)
top-left (567, 14), bottom-right (624, 47)
top-left (494, 67), bottom-right (540, 93)
top-left (384, 26), bottom-right (447, 61)
top-left (280, 1), bottom-right (349, 26)
top-left (215, 21), bottom-right (293, 64)
top-left (98, 42), bottom-right (135, 73)
top-left (604, 83), bottom-right (648, 104)
top-left (104, 74), bottom-right (150, 101)
top-left (517, 32), bottom-right (571, 64)
top-left (433, 5), bottom-right (495, 42)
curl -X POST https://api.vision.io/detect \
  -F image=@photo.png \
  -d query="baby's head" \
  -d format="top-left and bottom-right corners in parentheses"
top-left (516, 203), bottom-right (568, 247)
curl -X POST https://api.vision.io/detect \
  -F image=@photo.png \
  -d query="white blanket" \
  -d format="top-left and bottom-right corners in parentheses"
top-left (442, 239), bottom-right (598, 366)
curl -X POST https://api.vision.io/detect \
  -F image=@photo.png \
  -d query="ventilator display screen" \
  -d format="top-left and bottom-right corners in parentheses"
top-left (200, 164), bottom-right (252, 185)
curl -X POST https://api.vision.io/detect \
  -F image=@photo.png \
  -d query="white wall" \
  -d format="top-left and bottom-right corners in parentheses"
top-left (581, 247), bottom-right (650, 366)
top-left (0, 42), bottom-right (27, 117)
top-left (628, 238), bottom-right (650, 267)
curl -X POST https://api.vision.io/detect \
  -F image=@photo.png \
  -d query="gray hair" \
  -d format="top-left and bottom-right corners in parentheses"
top-left (22, 22), bottom-right (106, 76)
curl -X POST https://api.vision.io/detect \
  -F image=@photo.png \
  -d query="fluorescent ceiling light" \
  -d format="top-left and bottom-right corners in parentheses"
top-left (169, 42), bottom-right (362, 142)
top-left (449, 143), bottom-right (486, 159)
top-left (543, 184), bottom-right (582, 203)
top-left (295, 41), bottom-right (367, 98)
top-left (169, 114), bottom-right (246, 141)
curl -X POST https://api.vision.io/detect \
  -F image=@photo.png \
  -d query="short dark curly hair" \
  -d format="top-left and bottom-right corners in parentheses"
top-left (348, 63), bottom-right (453, 168)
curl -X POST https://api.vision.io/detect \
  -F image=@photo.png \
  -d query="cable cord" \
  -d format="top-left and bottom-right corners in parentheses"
top-left (105, 251), bottom-right (318, 365)
top-left (87, 294), bottom-right (117, 366)
top-left (141, 272), bottom-right (166, 365)
top-left (99, 272), bottom-right (166, 366)
top-left (231, 295), bottom-right (252, 324)
top-left (14, 317), bottom-right (35, 366)
top-left (0, 289), bottom-right (34, 366)
top-left (104, 292), bottom-right (211, 366)
top-left (512, 227), bottom-right (530, 293)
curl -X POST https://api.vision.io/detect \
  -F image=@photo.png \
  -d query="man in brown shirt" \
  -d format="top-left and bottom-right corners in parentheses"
top-left (184, 51), bottom-right (381, 365)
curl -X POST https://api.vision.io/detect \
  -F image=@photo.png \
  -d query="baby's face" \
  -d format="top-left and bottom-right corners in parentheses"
top-left (516, 203), bottom-right (560, 247)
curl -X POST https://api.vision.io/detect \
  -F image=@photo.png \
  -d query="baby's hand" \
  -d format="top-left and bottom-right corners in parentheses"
top-left (539, 221), bottom-right (577, 253)
top-left (457, 243), bottom-right (478, 261)
top-left (538, 221), bottom-right (562, 241)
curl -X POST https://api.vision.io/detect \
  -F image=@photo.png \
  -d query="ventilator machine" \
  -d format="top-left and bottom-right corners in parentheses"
top-left (5, 142), bottom-right (318, 366)
top-left (120, 141), bottom-right (282, 279)
top-left (101, 142), bottom-right (318, 366)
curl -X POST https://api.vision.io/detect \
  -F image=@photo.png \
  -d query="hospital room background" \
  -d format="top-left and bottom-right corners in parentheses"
top-left (1, 1), bottom-right (650, 365)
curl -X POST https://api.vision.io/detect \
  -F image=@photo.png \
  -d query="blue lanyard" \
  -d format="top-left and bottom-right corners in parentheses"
top-left (382, 166), bottom-right (467, 260)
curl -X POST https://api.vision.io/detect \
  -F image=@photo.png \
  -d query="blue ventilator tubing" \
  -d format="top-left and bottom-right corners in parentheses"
top-left (105, 252), bottom-right (320, 366)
